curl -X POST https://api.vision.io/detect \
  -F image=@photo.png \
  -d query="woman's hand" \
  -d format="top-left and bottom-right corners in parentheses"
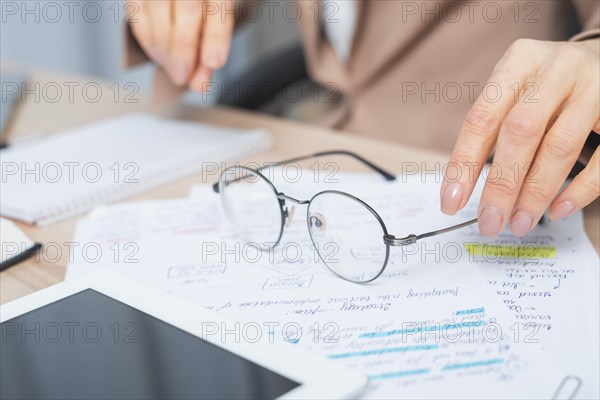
top-left (127, 0), bottom-right (234, 90)
top-left (441, 38), bottom-right (600, 237)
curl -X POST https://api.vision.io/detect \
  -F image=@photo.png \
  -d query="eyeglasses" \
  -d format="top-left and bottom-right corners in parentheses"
top-left (213, 150), bottom-right (477, 283)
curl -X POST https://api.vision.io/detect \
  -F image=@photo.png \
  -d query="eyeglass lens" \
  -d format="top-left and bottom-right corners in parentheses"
top-left (219, 167), bottom-right (283, 250)
top-left (307, 191), bottom-right (388, 283)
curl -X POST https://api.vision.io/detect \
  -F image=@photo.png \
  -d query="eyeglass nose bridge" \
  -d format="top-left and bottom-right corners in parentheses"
top-left (277, 192), bottom-right (309, 229)
top-left (276, 193), bottom-right (310, 205)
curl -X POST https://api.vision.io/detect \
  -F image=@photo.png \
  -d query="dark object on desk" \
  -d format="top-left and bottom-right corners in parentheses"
top-left (218, 44), bottom-right (308, 111)
top-left (0, 242), bottom-right (42, 272)
top-left (0, 218), bottom-right (42, 271)
top-left (570, 132), bottom-right (600, 178)
top-left (0, 289), bottom-right (299, 399)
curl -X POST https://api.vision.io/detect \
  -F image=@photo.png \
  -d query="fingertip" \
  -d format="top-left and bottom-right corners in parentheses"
top-left (146, 47), bottom-right (169, 68)
top-left (168, 61), bottom-right (191, 86)
top-left (190, 67), bottom-right (213, 92)
top-left (478, 205), bottom-right (504, 237)
top-left (202, 48), bottom-right (224, 69)
top-left (548, 200), bottom-right (576, 222)
top-left (440, 182), bottom-right (463, 215)
top-left (509, 209), bottom-right (534, 237)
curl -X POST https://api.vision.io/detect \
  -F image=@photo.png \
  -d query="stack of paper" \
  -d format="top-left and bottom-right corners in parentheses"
top-left (67, 170), bottom-right (599, 399)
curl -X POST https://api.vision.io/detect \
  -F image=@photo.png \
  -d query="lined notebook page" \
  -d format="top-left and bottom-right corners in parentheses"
top-left (0, 114), bottom-right (272, 226)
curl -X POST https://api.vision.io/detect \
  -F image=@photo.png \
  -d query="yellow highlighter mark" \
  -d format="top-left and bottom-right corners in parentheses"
top-left (464, 244), bottom-right (556, 259)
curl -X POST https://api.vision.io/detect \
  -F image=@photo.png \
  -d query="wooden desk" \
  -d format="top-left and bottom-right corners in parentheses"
top-left (2, 69), bottom-right (598, 305)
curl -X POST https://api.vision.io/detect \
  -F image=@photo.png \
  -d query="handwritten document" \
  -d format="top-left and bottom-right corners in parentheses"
top-left (67, 171), bottom-right (599, 398)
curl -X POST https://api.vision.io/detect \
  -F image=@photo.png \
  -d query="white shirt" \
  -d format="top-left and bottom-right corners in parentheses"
top-left (321, 0), bottom-right (357, 63)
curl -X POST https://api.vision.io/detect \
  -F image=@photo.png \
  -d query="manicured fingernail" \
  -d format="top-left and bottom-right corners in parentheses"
top-left (441, 182), bottom-right (463, 215)
top-left (171, 62), bottom-right (189, 86)
top-left (549, 200), bottom-right (575, 221)
top-left (204, 49), bottom-right (222, 69)
top-left (478, 206), bottom-right (504, 237)
top-left (510, 209), bottom-right (533, 237)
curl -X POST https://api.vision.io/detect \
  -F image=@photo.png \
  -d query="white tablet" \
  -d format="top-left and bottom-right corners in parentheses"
top-left (0, 270), bottom-right (366, 399)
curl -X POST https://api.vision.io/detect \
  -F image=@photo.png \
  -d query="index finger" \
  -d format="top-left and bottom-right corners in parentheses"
top-left (168, 0), bottom-right (204, 85)
top-left (440, 41), bottom-right (539, 215)
top-left (200, 0), bottom-right (235, 69)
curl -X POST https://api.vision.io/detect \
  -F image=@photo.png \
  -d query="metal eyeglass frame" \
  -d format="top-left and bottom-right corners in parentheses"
top-left (213, 150), bottom-right (478, 283)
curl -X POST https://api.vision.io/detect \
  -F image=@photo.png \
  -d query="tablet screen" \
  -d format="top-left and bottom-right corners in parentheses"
top-left (0, 289), bottom-right (300, 399)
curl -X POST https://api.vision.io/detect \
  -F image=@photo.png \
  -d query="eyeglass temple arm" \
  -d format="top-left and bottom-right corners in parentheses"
top-left (265, 150), bottom-right (397, 181)
top-left (212, 150), bottom-right (396, 193)
top-left (384, 218), bottom-right (478, 246)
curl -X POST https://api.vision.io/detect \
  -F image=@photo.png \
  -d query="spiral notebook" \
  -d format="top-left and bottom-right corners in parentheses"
top-left (0, 113), bottom-right (272, 226)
